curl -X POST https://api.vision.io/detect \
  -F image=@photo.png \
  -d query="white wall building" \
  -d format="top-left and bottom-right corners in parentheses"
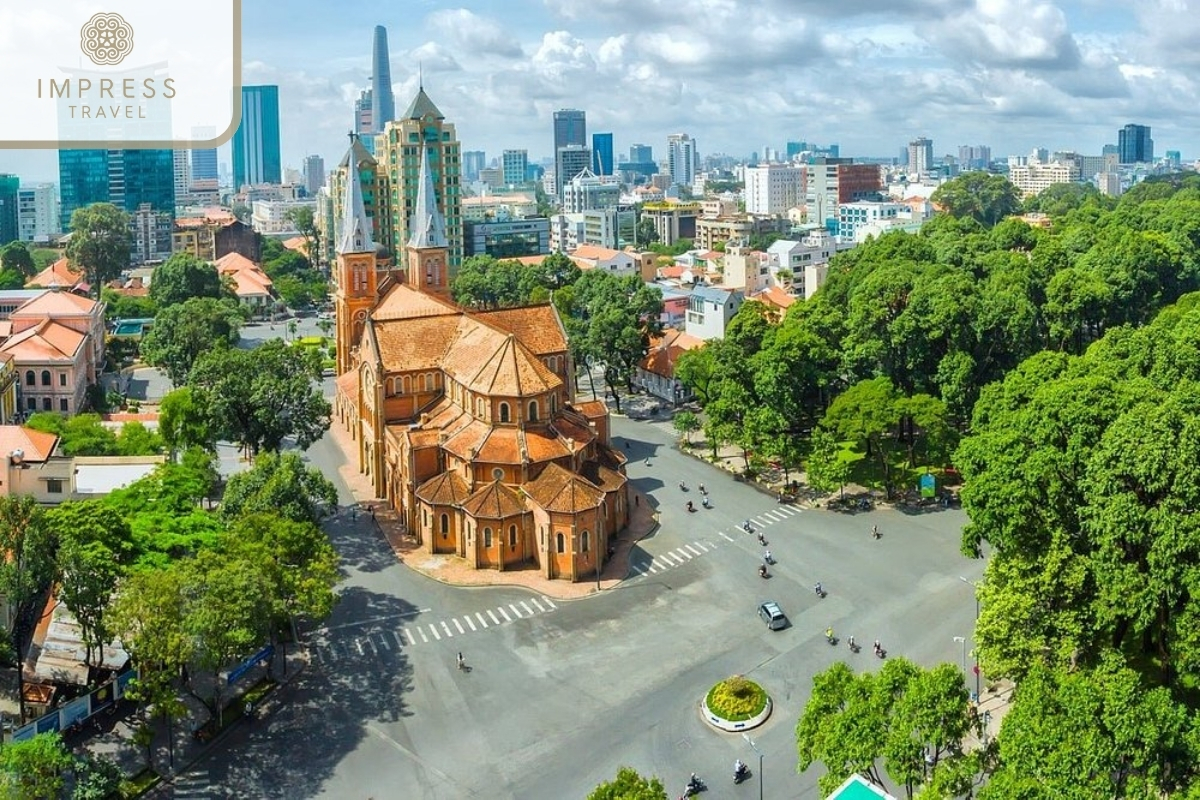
top-left (722, 240), bottom-right (771, 295)
top-left (550, 213), bottom-right (585, 252)
top-left (837, 201), bottom-right (908, 242)
top-left (744, 164), bottom-right (803, 215)
top-left (1007, 160), bottom-right (1081, 197)
top-left (766, 231), bottom-right (839, 299)
top-left (685, 285), bottom-right (744, 340)
top-left (561, 169), bottom-right (620, 214)
top-left (17, 184), bottom-right (59, 243)
top-left (667, 133), bottom-right (698, 188)
top-left (251, 198), bottom-right (318, 235)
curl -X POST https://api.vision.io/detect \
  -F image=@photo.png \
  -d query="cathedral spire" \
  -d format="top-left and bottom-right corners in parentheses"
top-left (338, 139), bottom-right (375, 255)
top-left (408, 145), bottom-right (448, 250)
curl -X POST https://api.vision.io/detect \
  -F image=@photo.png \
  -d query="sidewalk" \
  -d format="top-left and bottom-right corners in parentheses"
top-left (324, 413), bottom-right (660, 601)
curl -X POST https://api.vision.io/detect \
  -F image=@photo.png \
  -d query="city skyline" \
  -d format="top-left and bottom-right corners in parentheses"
top-left (2, 0), bottom-right (1198, 182)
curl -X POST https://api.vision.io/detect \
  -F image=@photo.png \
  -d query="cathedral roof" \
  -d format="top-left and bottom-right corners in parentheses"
top-left (337, 139), bottom-right (375, 255)
top-left (579, 460), bottom-right (627, 494)
top-left (372, 316), bottom-right (460, 373)
top-left (338, 134), bottom-right (377, 169)
top-left (471, 305), bottom-right (568, 355)
top-left (524, 463), bottom-right (605, 513)
top-left (443, 328), bottom-right (560, 398)
top-left (461, 480), bottom-right (526, 520)
top-left (403, 87), bottom-right (444, 120)
top-left (415, 471), bottom-right (470, 506)
top-left (408, 145), bottom-right (449, 250)
top-left (371, 282), bottom-right (458, 322)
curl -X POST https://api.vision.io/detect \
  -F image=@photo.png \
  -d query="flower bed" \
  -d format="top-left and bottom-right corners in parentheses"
top-left (705, 676), bottom-right (768, 722)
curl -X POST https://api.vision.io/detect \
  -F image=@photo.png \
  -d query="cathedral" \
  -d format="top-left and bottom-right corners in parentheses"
top-left (332, 99), bottom-right (629, 582)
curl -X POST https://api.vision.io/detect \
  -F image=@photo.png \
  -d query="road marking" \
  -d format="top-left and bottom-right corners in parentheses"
top-left (393, 630), bottom-right (406, 647)
top-left (440, 621), bottom-right (453, 637)
top-left (520, 601), bottom-right (535, 616)
top-left (497, 607), bottom-right (512, 623)
top-left (406, 630), bottom-right (416, 645)
top-left (719, 531), bottom-right (735, 542)
top-left (685, 544), bottom-right (705, 556)
top-left (530, 598), bottom-right (545, 613)
top-left (632, 564), bottom-right (647, 575)
top-left (362, 638), bottom-right (377, 657)
top-left (666, 552), bottom-right (685, 565)
top-left (487, 609), bottom-right (501, 625)
top-left (418, 629), bottom-right (428, 643)
top-left (673, 548), bottom-right (693, 561)
top-left (542, 597), bottom-right (556, 609)
top-left (453, 619), bottom-right (465, 634)
top-left (647, 562), bottom-right (661, 574)
top-left (375, 633), bottom-right (390, 650)
top-left (429, 626), bottom-right (441, 641)
top-left (509, 603), bottom-right (524, 619)
top-left (475, 612), bottom-right (489, 629)
top-left (465, 616), bottom-right (477, 632)
top-left (318, 609), bottom-right (431, 634)
top-left (354, 639), bottom-right (365, 656)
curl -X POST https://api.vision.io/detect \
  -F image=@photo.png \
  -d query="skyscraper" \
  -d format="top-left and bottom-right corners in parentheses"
top-left (555, 145), bottom-right (591, 197)
top-left (502, 150), bottom-right (528, 185)
top-left (553, 109), bottom-right (586, 153)
top-left (667, 134), bottom-right (698, 188)
top-left (907, 137), bottom-right (933, 176)
top-left (232, 85), bottom-right (282, 188)
top-left (58, 149), bottom-right (176, 231)
top-left (0, 175), bottom-right (18, 246)
top-left (629, 144), bottom-right (653, 163)
top-left (462, 151), bottom-right (486, 183)
top-left (591, 133), bottom-right (614, 176)
top-left (1118, 124), bottom-right (1153, 164)
top-left (190, 125), bottom-right (218, 183)
top-left (304, 155), bottom-right (325, 196)
top-left (371, 26), bottom-right (395, 132)
top-left (354, 89), bottom-right (374, 140)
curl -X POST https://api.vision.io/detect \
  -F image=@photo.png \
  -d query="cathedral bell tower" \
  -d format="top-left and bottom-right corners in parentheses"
top-left (335, 134), bottom-right (380, 375)
top-left (406, 142), bottom-right (450, 296)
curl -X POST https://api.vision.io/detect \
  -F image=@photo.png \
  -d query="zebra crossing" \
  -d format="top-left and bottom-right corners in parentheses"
top-left (629, 504), bottom-right (805, 578)
top-left (311, 597), bottom-right (559, 665)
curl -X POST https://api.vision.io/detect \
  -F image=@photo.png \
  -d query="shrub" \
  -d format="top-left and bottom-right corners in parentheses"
top-left (706, 675), bottom-right (767, 721)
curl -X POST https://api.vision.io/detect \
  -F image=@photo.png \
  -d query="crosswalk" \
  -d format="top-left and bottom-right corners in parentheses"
top-left (311, 597), bottom-right (559, 666)
top-left (629, 504), bottom-right (804, 578)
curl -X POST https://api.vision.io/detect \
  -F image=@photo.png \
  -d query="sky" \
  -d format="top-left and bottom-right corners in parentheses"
top-left (3, 0), bottom-right (1200, 184)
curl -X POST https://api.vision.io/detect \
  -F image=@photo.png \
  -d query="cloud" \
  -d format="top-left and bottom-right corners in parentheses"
top-left (922, 0), bottom-right (1082, 70)
top-left (426, 9), bottom-right (523, 58)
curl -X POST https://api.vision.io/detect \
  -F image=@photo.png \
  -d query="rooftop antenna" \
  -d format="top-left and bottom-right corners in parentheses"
top-left (419, 61), bottom-right (423, 91)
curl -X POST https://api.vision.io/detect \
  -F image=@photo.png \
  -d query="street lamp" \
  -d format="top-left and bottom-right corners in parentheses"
top-left (959, 576), bottom-right (982, 700)
top-left (953, 636), bottom-right (967, 681)
top-left (742, 733), bottom-right (764, 800)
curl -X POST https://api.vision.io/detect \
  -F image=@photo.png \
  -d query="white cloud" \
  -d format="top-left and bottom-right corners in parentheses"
top-left (426, 9), bottom-right (523, 58)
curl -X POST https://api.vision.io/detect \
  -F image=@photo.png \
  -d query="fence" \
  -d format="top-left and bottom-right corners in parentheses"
top-left (12, 669), bottom-right (137, 743)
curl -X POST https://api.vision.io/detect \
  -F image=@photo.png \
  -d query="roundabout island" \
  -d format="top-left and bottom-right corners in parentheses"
top-left (702, 675), bottom-right (773, 732)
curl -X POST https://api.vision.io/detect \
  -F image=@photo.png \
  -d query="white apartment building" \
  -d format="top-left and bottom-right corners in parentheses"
top-left (722, 240), bottom-right (771, 295)
top-left (1007, 160), bottom-right (1081, 197)
top-left (17, 184), bottom-right (59, 243)
top-left (744, 164), bottom-right (803, 215)
top-left (837, 201), bottom-right (907, 242)
top-left (550, 213), bottom-right (585, 252)
top-left (667, 133), bottom-right (698, 188)
top-left (766, 231), bottom-right (839, 299)
top-left (251, 198), bottom-right (317, 235)
top-left (561, 169), bottom-right (620, 214)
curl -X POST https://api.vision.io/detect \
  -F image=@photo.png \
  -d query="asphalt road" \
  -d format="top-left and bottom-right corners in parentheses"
top-left (161, 405), bottom-right (984, 800)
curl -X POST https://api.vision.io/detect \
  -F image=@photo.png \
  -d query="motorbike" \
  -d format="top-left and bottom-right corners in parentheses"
top-left (734, 764), bottom-right (749, 784)
top-left (679, 481), bottom-right (687, 491)
top-left (758, 565), bottom-right (769, 579)
top-left (701, 496), bottom-right (710, 509)
top-left (814, 585), bottom-right (827, 599)
top-left (683, 775), bottom-right (706, 796)
top-left (848, 637), bottom-right (860, 654)
top-left (874, 643), bottom-right (888, 659)
top-left (743, 521), bottom-right (754, 533)
top-left (763, 552), bottom-right (775, 565)
top-left (871, 525), bottom-right (881, 539)
top-left (825, 630), bottom-right (837, 645)
top-left (686, 501), bottom-right (695, 513)
top-left (757, 533), bottom-right (766, 546)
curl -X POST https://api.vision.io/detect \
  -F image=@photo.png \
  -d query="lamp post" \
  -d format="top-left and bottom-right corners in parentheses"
top-left (953, 636), bottom-right (967, 680)
top-left (742, 733), bottom-right (764, 800)
top-left (959, 576), bottom-right (982, 699)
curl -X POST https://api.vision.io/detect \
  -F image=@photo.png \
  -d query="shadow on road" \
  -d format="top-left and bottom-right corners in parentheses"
top-left (325, 510), bottom-right (401, 576)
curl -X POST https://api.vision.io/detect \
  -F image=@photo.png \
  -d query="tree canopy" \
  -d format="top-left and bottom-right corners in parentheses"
top-left (149, 252), bottom-right (226, 308)
top-left (930, 173), bottom-right (1022, 228)
top-left (140, 296), bottom-right (245, 386)
top-left (65, 203), bottom-right (130, 289)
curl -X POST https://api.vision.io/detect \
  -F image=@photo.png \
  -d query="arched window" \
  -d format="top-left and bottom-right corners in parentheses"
top-left (40, 370), bottom-right (50, 386)
top-left (483, 527), bottom-right (492, 548)
top-left (550, 394), bottom-right (558, 414)
top-left (440, 513), bottom-right (449, 536)
top-left (424, 373), bottom-right (434, 392)
top-left (23, 371), bottom-right (33, 386)
top-left (492, 467), bottom-right (505, 480)
top-left (555, 532), bottom-right (565, 553)
top-left (41, 398), bottom-right (51, 411)
top-left (25, 397), bottom-right (35, 411)
top-left (402, 375), bottom-right (410, 394)
top-left (499, 402), bottom-right (510, 423)
top-left (528, 400), bottom-right (539, 422)
top-left (509, 525), bottom-right (517, 548)
top-left (581, 531), bottom-right (590, 552)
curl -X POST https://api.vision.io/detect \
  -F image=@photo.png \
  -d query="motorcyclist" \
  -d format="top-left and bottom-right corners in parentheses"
top-left (758, 564), bottom-right (768, 577)
top-left (701, 495), bottom-right (710, 507)
top-left (757, 532), bottom-right (766, 545)
top-left (686, 500), bottom-right (694, 512)
top-left (814, 582), bottom-right (823, 596)
top-left (825, 626), bottom-right (834, 641)
top-left (734, 759), bottom-right (746, 777)
top-left (763, 550), bottom-right (772, 563)
top-left (874, 639), bottom-right (882, 654)
top-left (679, 480), bottom-right (687, 490)
top-left (848, 635), bottom-right (856, 650)
top-left (872, 524), bottom-right (880, 539)
top-left (698, 483), bottom-right (706, 494)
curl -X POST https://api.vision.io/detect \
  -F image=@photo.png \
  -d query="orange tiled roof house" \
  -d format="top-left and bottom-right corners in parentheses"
top-left (332, 135), bottom-right (629, 581)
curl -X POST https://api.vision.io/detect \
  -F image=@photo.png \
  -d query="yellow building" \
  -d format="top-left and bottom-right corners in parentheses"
top-left (334, 138), bottom-right (629, 582)
top-left (0, 354), bottom-right (17, 423)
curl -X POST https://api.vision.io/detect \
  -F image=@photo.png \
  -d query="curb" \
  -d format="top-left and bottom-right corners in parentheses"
top-left (701, 694), bottom-right (773, 733)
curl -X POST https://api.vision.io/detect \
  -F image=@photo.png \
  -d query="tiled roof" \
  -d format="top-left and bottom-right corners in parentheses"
top-left (571, 244), bottom-right (621, 262)
top-left (225, 268), bottom-right (273, 297)
top-left (441, 418), bottom-right (492, 463)
top-left (372, 316), bottom-right (461, 373)
top-left (523, 427), bottom-right (572, 462)
top-left (282, 236), bottom-right (309, 254)
top-left (524, 463), bottom-right (604, 513)
top-left (25, 259), bottom-right (82, 290)
top-left (12, 289), bottom-right (97, 317)
top-left (573, 399), bottom-right (608, 421)
top-left (472, 305), bottom-right (567, 356)
top-left (336, 371), bottom-right (359, 403)
top-left (0, 426), bottom-right (58, 462)
top-left (215, 252), bottom-right (258, 272)
top-left (658, 265), bottom-right (685, 279)
top-left (753, 286), bottom-right (797, 311)
top-left (549, 412), bottom-right (596, 449)
top-left (415, 471), bottom-right (470, 506)
top-left (461, 479), bottom-right (526, 519)
top-left (513, 255), bottom-right (547, 266)
top-left (640, 328), bottom-right (705, 377)
top-left (580, 460), bottom-right (627, 493)
top-left (371, 283), bottom-right (459, 322)
top-left (474, 427), bottom-right (526, 464)
top-left (0, 319), bottom-right (86, 361)
top-left (457, 333), bottom-right (559, 397)
top-left (593, 442), bottom-right (627, 471)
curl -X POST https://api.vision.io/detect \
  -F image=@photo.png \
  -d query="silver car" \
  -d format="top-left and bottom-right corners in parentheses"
top-left (758, 601), bottom-right (788, 630)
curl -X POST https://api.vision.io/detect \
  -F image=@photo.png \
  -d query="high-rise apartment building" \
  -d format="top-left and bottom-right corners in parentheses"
top-left (233, 85), bottom-right (282, 188)
top-left (0, 175), bottom-right (19, 245)
top-left (957, 145), bottom-right (991, 171)
top-left (354, 89), bottom-right (374, 152)
top-left (591, 133), bottom-right (614, 176)
top-left (463, 151), bottom-right (486, 183)
top-left (190, 125), bottom-right (218, 183)
top-left (17, 184), bottom-right (59, 242)
top-left (1118, 124), bottom-right (1153, 164)
top-left (172, 150), bottom-right (190, 207)
top-left (58, 149), bottom-right (176, 231)
top-left (803, 158), bottom-right (883, 233)
top-left (555, 145), bottom-right (591, 197)
top-left (304, 155), bottom-right (325, 196)
top-left (629, 144), bottom-right (653, 163)
top-left (371, 26), bottom-right (396, 133)
top-left (744, 163), bottom-right (803, 215)
top-left (375, 87), bottom-right (463, 271)
top-left (502, 150), bottom-right (528, 186)
top-left (667, 134), bottom-right (698, 188)
top-left (553, 109), bottom-right (587, 154)
top-left (907, 137), bottom-right (933, 176)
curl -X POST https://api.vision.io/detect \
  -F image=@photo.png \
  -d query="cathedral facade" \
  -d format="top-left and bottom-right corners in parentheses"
top-left (332, 124), bottom-right (629, 583)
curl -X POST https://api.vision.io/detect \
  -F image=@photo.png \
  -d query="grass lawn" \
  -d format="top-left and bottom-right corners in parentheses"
top-left (839, 440), bottom-right (954, 497)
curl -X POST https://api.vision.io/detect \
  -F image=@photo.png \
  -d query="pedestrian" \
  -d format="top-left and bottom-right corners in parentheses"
top-left (635, 495), bottom-right (640, 507)
top-left (370, 506), bottom-right (376, 521)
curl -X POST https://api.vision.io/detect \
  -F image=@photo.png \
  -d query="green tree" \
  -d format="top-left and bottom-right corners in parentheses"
top-left (0, 240), bottom-right (36, 277)
top-left (0, 268), bottom-right (26, 289)
top-left (805, 428), bottom-right (851, 498)
top-left (587, 766), bottom-right (669, 800)
top-left (188, 340), bottom-right (330, 457)
top-left (115, 421), bottom-right (166, 455)
top-left (101, 286), bottom-right (158, 321)
top-left (65, 203), bottom-right (131, 290)
top-left (0, 496), bottom-right (56, 622)
top-left (25, 412), bottom-right (118, 456)
top-left (140, 297), bottom-right (245, 386)
top-left (70, 754), bottom-right (124, 800)
top-left (159, 386), bottom-right (217, 452)
top-left (284, 205), bottom-right (320, 265)
top-left (930, 173), bottom-right (1021, 228)
top-left (0, 732), bottom-right (74, 800)
top-left (820, 377), bottom-right (903, 496)
top-left (149, 252), bottom-right (224, 308)
top-left (219, 451), bottom-right (337, 525)
top-left (672, 410), bottom-right (700, 443)
top-left (634, 217), bottom-right (660, 247)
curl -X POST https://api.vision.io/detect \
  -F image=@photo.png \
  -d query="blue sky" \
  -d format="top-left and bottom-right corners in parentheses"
top-left (3, 0), bottom-right (1198, 183)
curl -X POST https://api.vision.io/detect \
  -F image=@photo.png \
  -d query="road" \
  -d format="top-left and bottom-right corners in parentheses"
top-left (160, 400), bottom-right (983, 799)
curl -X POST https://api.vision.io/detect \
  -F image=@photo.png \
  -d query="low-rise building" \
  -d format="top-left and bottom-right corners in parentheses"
top-left (9, 290), bottom-right (106, 384)
top-left (694, 215), bottom-right (780, 252)
top-left (635, 328), bottom-right (704, 405)
top-left (173, 214), bottom-right (260, 263)
top-left (642, 202), bottom-right (699, 246)
top-left (215, 253), bottom-right (275, 311)
top-left (766, 233), bottom-right (838, 298)
top-left (686, 285), bottom-right (744, 340)
top-left (721, 241), bottom-right (770, 295)
top-left (465, 218), bottom-right (551, 259)
top-left (2, 321), bottom-right (90, 415)
top-left (25, 259), bottom-right (85, 293)
top-left (0, 426), bottom-right (72, 501)
top-left (568, 245), bottom-right (638, 277)
top-left (251, 199), bottom-right (318, 236)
